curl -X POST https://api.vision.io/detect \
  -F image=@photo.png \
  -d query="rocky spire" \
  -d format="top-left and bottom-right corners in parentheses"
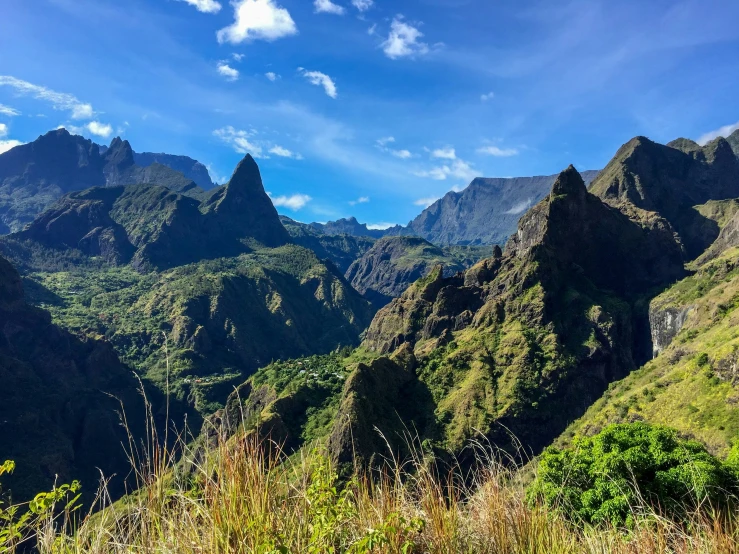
top-left (550, 164), bottom-right (587, 198)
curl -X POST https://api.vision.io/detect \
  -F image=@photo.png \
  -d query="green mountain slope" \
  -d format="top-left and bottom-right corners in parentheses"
top-left (562, 245), bottom-right (739, 456)
top-left (0, 255), bottom-right (145, 502)
top-left (217, 166), bottom-right (687, 466)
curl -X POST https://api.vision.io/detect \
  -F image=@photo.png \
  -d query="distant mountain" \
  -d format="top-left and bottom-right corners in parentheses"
top-left (726, 129), bottom-right (739, 158)
top-left (280, 215), bottom-right (375, 273)
top-left (15, 154), bottom-right (287, 271)
top-left (0, 130), bottom-right (212, 233)
top-left (134, 151), bottom-right (216, 189)
top-left (308, 172), bottom-right (600, 246)
top-left (345, 236), bottom-right (490, 308)
top-left (404, 171), bottom-right (601, 246)
top-left (309, 217), bottom-right (402, 239)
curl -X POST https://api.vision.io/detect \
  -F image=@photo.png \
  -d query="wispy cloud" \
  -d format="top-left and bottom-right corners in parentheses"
top-left (217, 62), bottom-right (240, 81)
top-left (217, 0), bottom-right (297, 44)
top-left (414, 196), bottom-right (439, 208)
top-left (432, 147), bottom-right (456, 159)
top-left (352, 0), bottom-right (373, 11)
top-left (87, 121), bottom-right (113, 138)
top-left (213, 126), bottom-right (264, 157)
top-left (504, 198), bottom-right (533, 215)
top-left (349, 196), bottom-right (370, 206)
top-left (269, 192), bottom-right (312, 210)
top-left (176, 0), bottom-right (221, 13)
top-left (269, 145), bottom-right (303, 159)
top-left (300, 69), bottom-right (337, 98)
top-left (376, 136), bottom-right (412, 159)
top-left (265, 72), bottom-right (279, 81)
top-left (314, 0), bottom-right (345, 15)
top-left (477, 145), bottom-right (519, 157)
top-left (413, 159), bottom-right (477, 181)
top-left (232, 53), bottom-right (245, 62)
top-left (480, 91), bottom-right (495, 102)
top-left (382, 16), bottom-right (429, 59)
top-left (0, 104), bottom-right (20, 117)
top-left (0, 75), bottom-right (93, 119)
top-left (697, 120), bottom-right (739, 145)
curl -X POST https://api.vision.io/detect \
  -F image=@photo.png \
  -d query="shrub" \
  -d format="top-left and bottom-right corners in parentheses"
top-left (527, 422), bottom-right (739, 528)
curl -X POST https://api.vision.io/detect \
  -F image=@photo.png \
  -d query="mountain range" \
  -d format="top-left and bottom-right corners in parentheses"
top-left (3, 126), bottom-right (739, 507)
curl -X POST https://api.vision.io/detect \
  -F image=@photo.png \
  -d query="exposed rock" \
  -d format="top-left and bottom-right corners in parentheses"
top-left (649, 304), bottom-right (693, 357)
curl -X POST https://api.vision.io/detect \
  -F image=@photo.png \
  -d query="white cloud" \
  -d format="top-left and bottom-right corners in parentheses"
top-left (269, 192), bottom-right (312, 210)
top-left (504, 199), bottom-right (533, 215)
top-left (697, 120), bottom-right (739, 146)
top-left (382, 17), bottom-right (429, 60)
top-left (414, 196), bottom-right (439, 208)
top-left (217, 62), bottom-right (240, 81)
top-left (265, 72), bottom-right (279, 81)
top-left (367, 24), bottom-right (377, 35)
top-left (0, 104), bottom-right (20, 116)
top-left (300, 69), bottom-right (337, 98)
top-left (0, 123), bottom-right (6, 137)
top-left (432, 147), bottom-right (456, 159)
top-left (314, 0), bottom-right (345, 15)
top-left (0, 140), bottom-right (23, 154)
top-left (367, 222), bottom-right (398, 230)
top-left (376, 136), bottom-right (412, 159)
top-left (451, 184), bottom-right (465, 193)
top-left (349, 196), bottom-right (370, 206)
top-left (86, 121), bottom-right (113, 138)
top-left (217, 0), bottom-right (297, 44)
top-left (176, 0), bottom-right (222, 13)
top-left (392, 149), bottom-right (412, 159)
top-left (214, 126), bottom-right (264, 158)
top-left (352, 0), bottom-right (373, 11)
top-left (477, 145), bottom-right (519, 157)
top-left (269, 145), bottom-right (303, 159)
top-left (413, 159), bottom-right (477, 181)
top-left (0, 75), bottom-right (93, 119)
top-left (232, 53), bottom-right (245, 62)
top-left (480, 91), bottom-right (495, 102)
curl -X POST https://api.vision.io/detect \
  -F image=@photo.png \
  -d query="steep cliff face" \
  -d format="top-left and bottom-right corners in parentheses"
top-left (0, 255), bottom-right (144, 502)
top-left (590, 136), bottom-right (739, 259)
top-left (309, 217), bottom-right (402, 239)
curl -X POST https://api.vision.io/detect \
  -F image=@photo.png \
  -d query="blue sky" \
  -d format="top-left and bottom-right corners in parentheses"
top-left (1, 0), bottom-right (738, 227)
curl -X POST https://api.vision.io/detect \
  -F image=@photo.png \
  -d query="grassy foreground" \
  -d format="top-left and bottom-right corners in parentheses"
top-left (3, 419), bottom-right (739, 554)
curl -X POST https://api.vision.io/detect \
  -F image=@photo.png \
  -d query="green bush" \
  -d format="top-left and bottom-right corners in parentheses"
top-left (527, 423), bottom-right (739, 528)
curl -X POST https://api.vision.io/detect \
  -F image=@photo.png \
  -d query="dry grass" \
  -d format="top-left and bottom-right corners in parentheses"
top-left (4, 419), bottom-right (739, 554)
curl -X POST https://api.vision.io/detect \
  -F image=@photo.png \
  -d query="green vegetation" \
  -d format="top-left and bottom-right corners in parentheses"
top-left (529, 423), bottom-right (739, 528)
top-left (565, 246), bottom-right (739, 455)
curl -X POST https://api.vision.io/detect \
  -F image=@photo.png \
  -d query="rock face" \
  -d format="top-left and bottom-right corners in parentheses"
top-left (590, 135), bottom-right (739, 259)
top-left (0, 255), bottom-right (144, 502)
top-left (649, 305), bottom-right (693, 357)
top-left (0, 130), bottom-right (210, 233)
top-left (15, 154), bottom-right (290, 271)
top-left (727, 129), bottom-right (739, 158)
top-left (344, 236), bottom-right (473, 308)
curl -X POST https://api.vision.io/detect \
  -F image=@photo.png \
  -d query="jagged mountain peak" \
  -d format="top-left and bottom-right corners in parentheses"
top-left (104, 136), bottom-right (135, 167)
top-left (551, 164), bottom-right (587, 197)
